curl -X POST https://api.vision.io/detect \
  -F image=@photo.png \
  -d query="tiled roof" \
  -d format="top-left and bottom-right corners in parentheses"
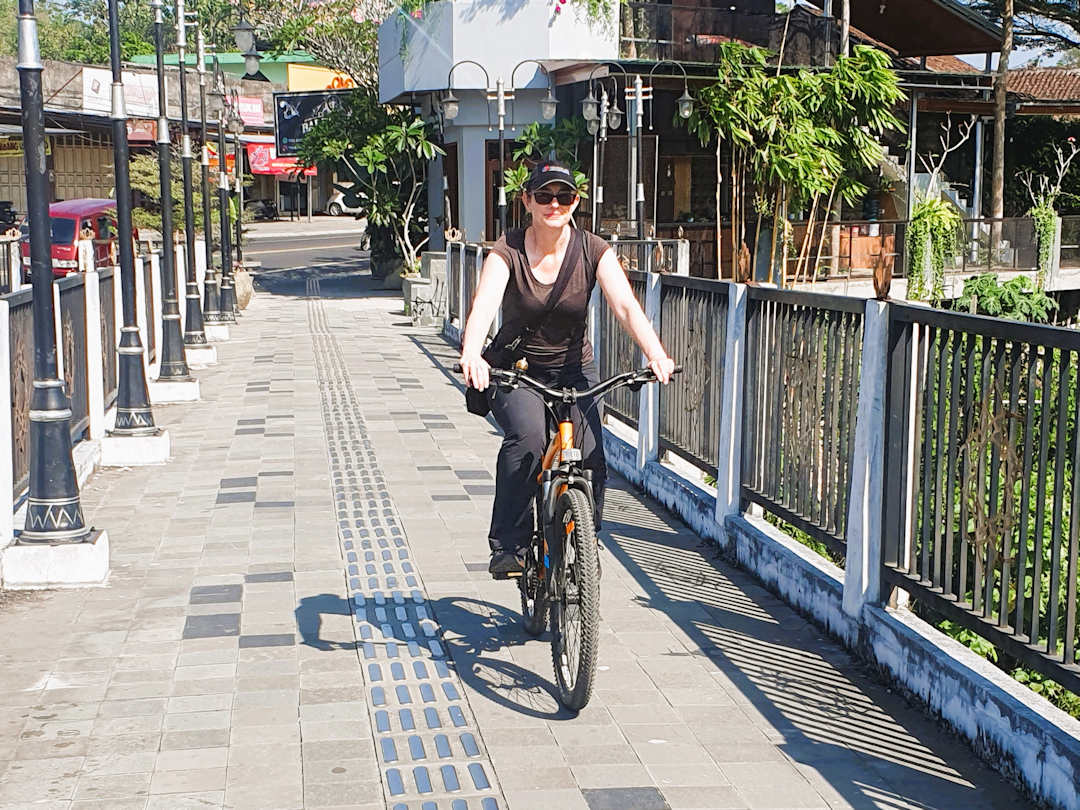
top-left (1008, 68), bottom-right (1080, 101)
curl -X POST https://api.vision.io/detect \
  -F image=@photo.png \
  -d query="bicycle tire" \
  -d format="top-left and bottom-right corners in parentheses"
top-left (550, 488), bottom-right (600, 711)
top-left (519, 535), bottom-right (548, 637)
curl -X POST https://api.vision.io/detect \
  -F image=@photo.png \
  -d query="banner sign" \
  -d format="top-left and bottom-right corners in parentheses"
top-left (126, 119), bottom-right (157, 143)
top-left (273, 89), bottom-right (350, 157)
top-left (286, 64), bottom-right (356, 92)
top-left (82, 67), bottom-right (159, 117)
top-left (237, 96), bottom-right (265, 127)
top-left (206, 143), bottom-right (237, 176)
top-left (246, 143), bottom-right (316, 177)
top-left (0, 136), bottom-right (22, 158)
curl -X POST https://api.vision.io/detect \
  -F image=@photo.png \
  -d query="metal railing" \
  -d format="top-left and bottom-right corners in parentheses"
top-left (951, 217), bottom-right (1038, 276)
top-left (741, 287), bottom-right (865, 555)
top-left (142, 256), bottom-right (156, 364)
top-left (448, 243), bottom-right (463, 322)
top-left (462, 244), bottom-right (485, 326)
top-left (597, 270), bottom-right (647, 428)
top-left (58, 274), bottom-right (90, 440)
top-left (658, 276), bottom-right (728, 476)
top-left (8, 286), bottom-right (32, 497)
top-left (100, 267), bottom-right (118, 409)
top-left (610, 239), bottom-right (684, 275)
top-left (882, 304), bottom-right (1080, 693)
top-left (0, 235), bottom-right (17, 295)
top-left (621, 2), bottom-right (849, 66)
top-left (784, 220), bottom-right (907, 285)
top-left (1058, 215), bottom-right (1080, 269)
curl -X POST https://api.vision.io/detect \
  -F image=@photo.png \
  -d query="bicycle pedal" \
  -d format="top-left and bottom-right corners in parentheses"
top-left (492, 570), bottom-right (524, 581)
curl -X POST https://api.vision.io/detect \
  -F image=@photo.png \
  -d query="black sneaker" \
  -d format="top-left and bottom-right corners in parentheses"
top-left (488, 550), bottom-right (525, 579)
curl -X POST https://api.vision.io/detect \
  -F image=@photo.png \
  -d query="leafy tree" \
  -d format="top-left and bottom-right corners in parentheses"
top-left (954, 273), bottom-right (1058, 322)
top-left (965, 0), bottom-right (1080, 55)
top-left (127, 151), bottom-right (228, 238)
top-left (298, 92), bottom-right (442, 275)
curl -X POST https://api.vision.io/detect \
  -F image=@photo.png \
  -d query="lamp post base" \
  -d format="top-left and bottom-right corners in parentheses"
top-left (3, 529), bottom-right (110, 589)
top-left (185, 345), bottom-right (218, 368)
top-left (149, 379), bottom-right (201, 404)
top-left (204, 323), bottom-right (230, 341)
top-left (101, 429), bottom-right (171, 467)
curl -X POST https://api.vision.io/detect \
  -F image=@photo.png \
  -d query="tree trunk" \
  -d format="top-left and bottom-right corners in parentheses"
top-left (716, 139), bottom-right (723, 279)
top-left (990, 0), bottom-right (1013, 231)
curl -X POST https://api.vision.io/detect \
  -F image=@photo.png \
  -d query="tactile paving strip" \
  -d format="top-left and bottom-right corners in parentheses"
top-left (308, 280), bottom-right (505, 810)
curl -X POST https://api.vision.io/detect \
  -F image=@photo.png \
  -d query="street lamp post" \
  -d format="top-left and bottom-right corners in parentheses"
top-left (210, 59), bottom-right (236, 324)
top-left (196, 31), bottom-right (222, 323)
top-left (106, 0), bottom-right (156, 435)
top-left (230, 89), bottom-right (244, 275)
top-left (16, 0), bottom-right (90, 543)
top-left (176, 0), bottom-right (206, 346)
top-left (582, 63), bottom-right (627, 234)
top-left (442, 59), bottom-right (556, 237)
top-left (151, 0), bottom-right (191, 379)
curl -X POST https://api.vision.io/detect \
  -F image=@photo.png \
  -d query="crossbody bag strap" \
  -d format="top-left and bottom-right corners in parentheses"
top-left (503, 227), bottom-right (582, 354)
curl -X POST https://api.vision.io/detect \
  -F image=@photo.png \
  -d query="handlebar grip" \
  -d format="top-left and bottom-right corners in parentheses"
top-left (452, 363), bottom-right (463, 373)
top-left (673, 364), bottom-right (684, 374)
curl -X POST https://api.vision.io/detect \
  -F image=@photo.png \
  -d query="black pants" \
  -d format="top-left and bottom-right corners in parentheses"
top-left (487, 362), bottom-right (606, 553)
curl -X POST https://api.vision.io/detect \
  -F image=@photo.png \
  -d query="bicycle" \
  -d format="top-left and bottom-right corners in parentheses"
top-left (456, 363), bottom-right (681, 711)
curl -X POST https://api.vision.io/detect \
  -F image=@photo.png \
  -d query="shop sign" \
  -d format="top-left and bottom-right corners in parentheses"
top-left (0, 136), bottom-right (22, 158)
top-left (237, 96), bottom-right (265, 127)
top-left (126, 119), bottom-right (157, 142)
top-left (82, 67), bottom-right (159, 117)
top-left (286, 64), bottom-right (355, 92)
top-left (247, 143), bottom-right (316, 176)
top-left (273, 89), bottom-right (349, 156)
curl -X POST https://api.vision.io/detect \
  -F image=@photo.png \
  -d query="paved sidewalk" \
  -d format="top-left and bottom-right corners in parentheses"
top-left (0, 268), bottom-right (1030, 809)
top-left (246, 218), bottom-right (367, 241)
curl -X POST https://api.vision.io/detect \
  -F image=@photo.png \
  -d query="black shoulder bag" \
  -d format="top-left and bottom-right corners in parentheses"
top-left (464, 229), bottom-right (583, 417)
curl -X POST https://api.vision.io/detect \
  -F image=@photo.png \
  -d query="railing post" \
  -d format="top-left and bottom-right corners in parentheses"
top-left (134, 254), bottom-right (150, 377)
top-left (194, 237), bottom-right (207, 300)
top-left (842, 299), bottom-right (888, 617)
top-left (675, 240), bottom-right (689, 276)
top-left (84, 269), bottom-right (106, 440)
top-left (8, 242), bottom-right (21, 292)
top-left (0, 298), bottom-right (12, 546)
top-left (881, 309), bottom-right (915, 601)
top-left (444, 243), bottom-right (452, 329)
top-left (52, 283), bottom-right (64, 383)
top-left (77, 238), bottom-right (93, 273)
top-left (636, 271), bottom-right (662, 469)
top-left (149, 250), bottom-right (164, 377)
top-left (715, 283), bottom-right (748, 522)
top-left (1050, 215), bottom-right (1062, 288)
top-left (456, 244), bottom-right (466, 329)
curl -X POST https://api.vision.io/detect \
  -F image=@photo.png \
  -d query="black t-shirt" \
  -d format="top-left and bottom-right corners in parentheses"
top-left (490, 228), bottom-right (608, 370)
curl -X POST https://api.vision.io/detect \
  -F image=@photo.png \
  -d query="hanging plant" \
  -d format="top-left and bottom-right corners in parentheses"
top-left (1029, 200), bottom-right (1056, 289)
top-left (906, 197), bottom-right (960, 301)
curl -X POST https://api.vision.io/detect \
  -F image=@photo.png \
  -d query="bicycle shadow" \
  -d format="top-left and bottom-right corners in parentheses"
top-left (425, 595), bottom-right (582, 722)
top-left (295, 593), bottom-right (358, 651)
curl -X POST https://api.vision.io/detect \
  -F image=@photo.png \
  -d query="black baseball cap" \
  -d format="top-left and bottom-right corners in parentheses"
top-left (524, 161), bottom-right (577, 192)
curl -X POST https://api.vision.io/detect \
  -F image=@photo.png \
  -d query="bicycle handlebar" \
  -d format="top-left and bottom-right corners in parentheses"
top-left (453, 363), bottom-right (683, 403)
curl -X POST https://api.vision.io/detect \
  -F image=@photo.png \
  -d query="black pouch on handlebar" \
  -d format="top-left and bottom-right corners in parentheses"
top-left (462, 229), bottom-right (582, 418)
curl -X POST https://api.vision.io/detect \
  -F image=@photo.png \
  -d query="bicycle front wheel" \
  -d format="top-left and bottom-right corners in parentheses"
top-left (550, 488), bottom-right (600, 712)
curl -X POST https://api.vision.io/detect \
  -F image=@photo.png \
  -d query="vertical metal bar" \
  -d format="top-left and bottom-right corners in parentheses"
top-left (1048, 348), bottom-right (1069, 654)
top-left (983, 339), bottom-right (1007, 616)
top-left (882, 313), bottom-right (912, 570)
top-left (931, 328), bottom-right (950, 587)
top-left (835, 311), bottom-right (855, 536)
top-left (771, 300), bottom-right (785, 499)
top-left (1031, 346), bottom-right (1054, 643)
top-left (973, 336), bottom-right (994, 615)
top-left (943, 327), bottom-right (963, 597)
top-left (1065, 348), bottom-right (1080, 663)
top-left (1015, 343), bottom-right (1037, 637)
top-left (959, 332), bottom-right (978, 603)
top-left (999, 341), bottom-right (1023, 628)
top-left (821, 312), bottom-right (838, 530)
top-left (918, 326), bottom-right (938, 580)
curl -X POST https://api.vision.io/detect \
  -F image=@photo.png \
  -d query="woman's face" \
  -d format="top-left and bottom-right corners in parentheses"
top-left (524, 183), bottom-right (579, 229)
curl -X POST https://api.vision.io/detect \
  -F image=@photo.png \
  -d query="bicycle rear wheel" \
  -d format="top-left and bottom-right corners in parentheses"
top-left (550, 488), bottom-right (600, 711)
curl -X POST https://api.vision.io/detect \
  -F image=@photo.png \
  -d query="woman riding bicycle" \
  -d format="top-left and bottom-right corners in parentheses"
top-left (459, 161), bottom-right (676, 577)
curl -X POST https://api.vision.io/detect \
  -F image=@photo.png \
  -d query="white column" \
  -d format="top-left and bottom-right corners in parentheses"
top-left (175, 242), bottom-right (186, 332)
top-left (674, 240), bottom-right (690, 276)
top-left (1050, 215), bottom-right (1063, 289)
top-left (714, 284), bottom-right (748, 522)
top-left (842, 300), bottom-right (888, 618)
top-left (134, 255), bottom-right (150, 377)
top-left (194, 238), bottom-right (207, 299)
top-left (149, 251), bottom-right (163, 376)
top-left (77, 239), bottom-right (93, 274)
top-left (0, 299), bottom-right (13, 546)
top-left (636, 272), bottom-right (662, 469)
top-left (8, 244), bottom-right (20, 292)
top-left (83, 269), bottom-right (106, 440)
top-left (456, 245), bottom-right (466, 329)
top-left (52, 284), bottom-right (64, 383)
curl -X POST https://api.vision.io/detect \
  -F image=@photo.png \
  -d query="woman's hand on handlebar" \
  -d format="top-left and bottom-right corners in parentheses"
top-left (459, 350), bottom-right (491, 391)
top-left (647, 354), bottom-right (677, 384)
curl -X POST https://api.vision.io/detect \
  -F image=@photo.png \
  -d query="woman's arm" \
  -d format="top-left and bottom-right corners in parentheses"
top-left (459, 252), bottom-right (511, 391)
top-left (595, 248), bottom-right (675, 383)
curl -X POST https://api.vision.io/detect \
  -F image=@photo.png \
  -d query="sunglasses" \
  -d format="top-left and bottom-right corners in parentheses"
top-left (531, 189), bottom-right (578, 206)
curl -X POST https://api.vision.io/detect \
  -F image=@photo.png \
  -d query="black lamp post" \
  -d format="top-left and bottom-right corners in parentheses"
top-left (196, 30), bottom-right (222, 322)
top-left (210, 57), bottom-right (236, 324)
top-left (582, 63), bottom-right (627, 235)
top-left (16, 0), bottom-right (90, 543)
top-left (229, 89), bottom-right (244, 274)
top-left (176, 0), bottom-right (206, 346)
top-left (106, 0), bottom-right (156, 435)
top-left (151, 0), bottom-right (191, 379)
top-left (443, 59), bottom-right (556, 238)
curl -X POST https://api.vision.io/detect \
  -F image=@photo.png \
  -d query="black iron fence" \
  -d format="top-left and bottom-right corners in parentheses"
top-left (8, 287), bottom-right (32, 497)
top-left (143, 256), bottom-right (156, 364)
top-left (741, 287), bottom-right (865, 556)
top-left (100, 268), bottom-right (117, 409)
top-left (58, 274), bottom-right (89, 440)
top-left (597, 270), bottom-right (647, 427)
top-left (658, 276), bottom-right (728, 476)
top-left (462, 244), bottom-right (485, 325)
top-left (882, 304), bottom-right (1080, 693)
